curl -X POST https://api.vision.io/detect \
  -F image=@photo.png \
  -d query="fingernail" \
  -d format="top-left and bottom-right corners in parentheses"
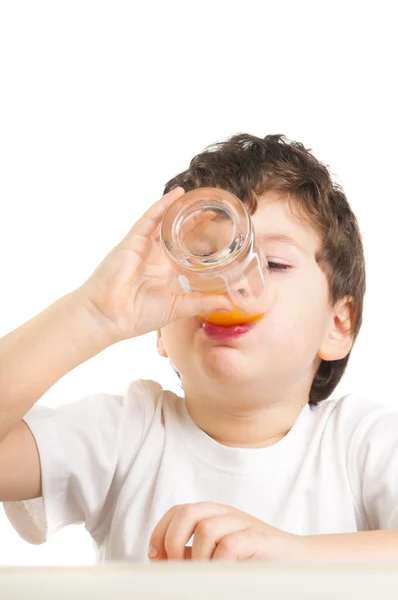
top-left (148, 546), bottom-right (158, 559)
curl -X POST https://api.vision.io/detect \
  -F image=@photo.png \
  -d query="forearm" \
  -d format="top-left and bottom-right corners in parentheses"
top-left (0, 289), bottom-right (111, 442)
top-left (302, 529), bottom-right (398, 560)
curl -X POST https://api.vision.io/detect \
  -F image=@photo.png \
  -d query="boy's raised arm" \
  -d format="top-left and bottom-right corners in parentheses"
top-left (0, 187), bottom-right (231, 502)
top-left (0, 290), bottom-right (113, 443)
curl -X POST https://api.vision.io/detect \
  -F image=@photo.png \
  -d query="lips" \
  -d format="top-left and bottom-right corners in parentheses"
top-left (201, 320), bottom-right (253, 340)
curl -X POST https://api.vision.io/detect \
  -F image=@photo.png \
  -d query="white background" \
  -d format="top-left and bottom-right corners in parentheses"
top-left (0, 0), bottom-right (397, 566)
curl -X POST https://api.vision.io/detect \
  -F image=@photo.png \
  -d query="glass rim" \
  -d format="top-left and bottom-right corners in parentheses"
top-left (160, 187), bottom-right (253, 272)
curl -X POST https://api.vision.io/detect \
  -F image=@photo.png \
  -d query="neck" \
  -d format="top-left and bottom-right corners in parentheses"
top-left (182, 381), bottom-right (309, 449)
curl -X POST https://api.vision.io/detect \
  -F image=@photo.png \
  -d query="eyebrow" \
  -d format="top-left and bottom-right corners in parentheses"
top-left (255, 233), bottom-right (306, 253)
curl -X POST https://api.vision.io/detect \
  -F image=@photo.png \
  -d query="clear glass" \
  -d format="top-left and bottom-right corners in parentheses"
top-left (160, 187), bottom-right (271, 325)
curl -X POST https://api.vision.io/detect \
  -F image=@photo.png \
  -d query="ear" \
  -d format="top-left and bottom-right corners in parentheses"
top-left (317, 296), bottom-right (355, 361)
top-left (156, 329), bottom-right (168, 358)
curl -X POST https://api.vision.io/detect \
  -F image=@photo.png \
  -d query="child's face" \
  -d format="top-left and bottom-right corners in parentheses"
top-left (157, 191), bottom-right (352, 404)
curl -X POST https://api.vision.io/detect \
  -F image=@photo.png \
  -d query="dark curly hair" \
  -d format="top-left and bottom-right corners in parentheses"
top-left (163, 133), bottom-right (366, 406)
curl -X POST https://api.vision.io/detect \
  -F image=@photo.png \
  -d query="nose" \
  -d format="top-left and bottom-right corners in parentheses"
top-left (228, 282), bottom-right (254, 308)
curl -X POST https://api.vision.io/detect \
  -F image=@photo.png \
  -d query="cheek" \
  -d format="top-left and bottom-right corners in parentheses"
top-left (161, 319), bottom-right (198, 363)
top-left (270, 279), bottom-right (330, 349)
top-left (296, 302), bottom-right (331, 354)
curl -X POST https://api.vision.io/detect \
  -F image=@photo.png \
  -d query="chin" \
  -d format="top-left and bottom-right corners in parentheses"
top-left (200, 347), bottom-right (254, 383)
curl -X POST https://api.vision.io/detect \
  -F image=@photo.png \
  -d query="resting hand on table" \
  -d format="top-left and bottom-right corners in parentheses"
top-left (148, 502), bottom-right (303, 561)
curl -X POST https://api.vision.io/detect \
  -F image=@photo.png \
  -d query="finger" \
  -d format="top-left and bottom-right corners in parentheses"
top-left (126, 187), bottom-right (185, 240)
top-left (170, 292), bottom-right (234, 322)
top-left (140, 262), bottom-right (174, 283)
top-left (212, 528), bottom-right (262, 561)
top-left (191, 515), bottom-right (248, 561)
top-left (152, 207), bottom-right (215, 247)
top-left (149, 502), bottom-right (229, 561)
top-left (148, 505), bottom-right (180, 560)
top-left (152, 200), bottom-right (216, 247)
top-left (180, 211), bottom-right (218, 241)
top-left (163, 504), bottom-right (229, 560)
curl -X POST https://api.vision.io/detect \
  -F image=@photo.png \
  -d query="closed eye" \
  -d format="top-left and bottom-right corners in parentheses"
top-left (267, 262), bottom-right (291, 271)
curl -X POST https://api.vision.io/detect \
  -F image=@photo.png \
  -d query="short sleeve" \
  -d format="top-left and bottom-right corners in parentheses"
top-left (2, 380), bottom-right (151, 545)
top-left (349, 406), bottom-right (398, 530)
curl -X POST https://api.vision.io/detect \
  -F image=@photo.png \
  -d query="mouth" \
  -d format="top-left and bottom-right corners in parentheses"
top-left (201, 320), bottom-right (254, 341)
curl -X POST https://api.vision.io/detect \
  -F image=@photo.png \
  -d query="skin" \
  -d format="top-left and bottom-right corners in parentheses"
top-left (4, 183), bottom-right (396, 561)
top-left (147, 192), bottom-right (362, 561)
top-left (148, 502), bottom-right (398, 562)
top-left (157, 192), bottom-right (353, 448)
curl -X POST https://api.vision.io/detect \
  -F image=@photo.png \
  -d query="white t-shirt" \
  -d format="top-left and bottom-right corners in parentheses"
top-left (3, 379), bottom-right (398, 562)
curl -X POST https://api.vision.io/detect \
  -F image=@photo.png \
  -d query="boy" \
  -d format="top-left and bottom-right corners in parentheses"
top-left (1, 133), bottom-right (398, 563)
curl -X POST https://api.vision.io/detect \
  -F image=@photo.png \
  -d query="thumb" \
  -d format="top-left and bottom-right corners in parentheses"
top-left (174, 292), bottom-right (233, 321)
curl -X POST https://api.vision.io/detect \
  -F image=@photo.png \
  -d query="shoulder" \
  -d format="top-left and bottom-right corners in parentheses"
top-left (124, 378), bottom-right (181, 428)
top-left (325, 393), bottom-right (396, 424)
top-left (125, 378), bottom-right (178, 411)
top-left (312, 393), bottom-right (398, 448)
top-left (24, 378), bottom-right (175, 440)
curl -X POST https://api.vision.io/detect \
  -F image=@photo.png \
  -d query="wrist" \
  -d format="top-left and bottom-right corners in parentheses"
top-left (62, 289), bottom-right (118, 356)
top-left (298, 530), bottom-right (398, 561)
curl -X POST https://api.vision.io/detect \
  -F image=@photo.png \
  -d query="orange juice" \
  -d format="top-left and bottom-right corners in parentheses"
top-left (199, 307), bottom-right (264, 326)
